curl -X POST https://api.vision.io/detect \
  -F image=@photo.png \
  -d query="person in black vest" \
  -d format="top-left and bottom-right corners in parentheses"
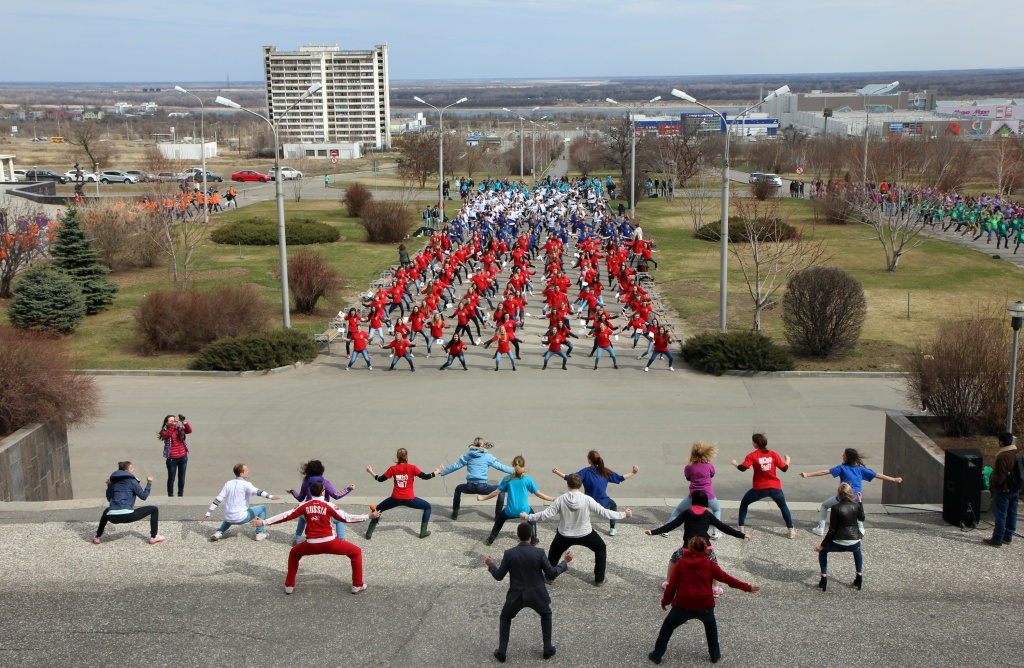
top-left (815, 482), bottom-right (865, 591)
top-left (485, 522), bottom-right (573, 662)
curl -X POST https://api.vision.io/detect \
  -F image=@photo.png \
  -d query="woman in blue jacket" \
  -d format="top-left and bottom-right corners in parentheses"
top-left (94, 461), bottom-right (164, 545)
top-left (439, 437), bottom-right (514, 520)
top-left (551, 450), bottom-right (639, 536)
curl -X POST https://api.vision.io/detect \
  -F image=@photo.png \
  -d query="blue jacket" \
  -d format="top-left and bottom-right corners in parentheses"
top-left (441, 449), bottom-right (513, 484)
top-left (572, 466), bottom-right (625, 506)
top-left (106, 470), bottom-right (151, 511)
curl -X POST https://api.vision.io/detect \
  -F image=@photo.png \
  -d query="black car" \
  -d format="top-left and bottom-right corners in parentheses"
top-left (185, 170), bottom-right (224, 183)
top-left (24, 170), bottom-right (68, 184)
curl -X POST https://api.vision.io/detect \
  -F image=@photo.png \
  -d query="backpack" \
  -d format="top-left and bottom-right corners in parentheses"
top-left (1006, 453), bottom-right (1024, 493)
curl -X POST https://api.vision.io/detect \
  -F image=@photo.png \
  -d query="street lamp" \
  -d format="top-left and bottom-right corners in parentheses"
top-left (174, 86), bottom-right (208, 224)
top-left (606, 96), bottom-right (660, 219)
top-left (671, 85), bottom-right (789, 333)
top-left (216, 82), bottom-right (322, 329)
top-left (528, 116), bottom-right (548, 183)
top-left (414, 96), bottom-right (467, 225)
top-left (1008, 301), bottom-right (1024, 432)
top-left (503, 106), bottom-right (539, 180)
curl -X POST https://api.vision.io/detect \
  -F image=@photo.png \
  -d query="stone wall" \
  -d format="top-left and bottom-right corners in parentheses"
top-left (882, 412), bottom-right (945, 505)
top-left (0, 422), bottom-right (73, 501)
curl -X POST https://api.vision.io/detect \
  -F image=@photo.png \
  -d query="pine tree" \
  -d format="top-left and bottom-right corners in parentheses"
top-left (8, 265), bottom-right (87, 334)
top-left (50, 207), bottom-right (117, 315)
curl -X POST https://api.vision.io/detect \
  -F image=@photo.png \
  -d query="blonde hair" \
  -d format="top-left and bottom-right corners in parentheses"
top-left (837, 482), bottom-right (854, 502)
top-left (511, 455), bottom-right (527, 479)
top-left (688, 441), bottom-right (718, 465)
top-left (396, 448), bottom-right (409, 464)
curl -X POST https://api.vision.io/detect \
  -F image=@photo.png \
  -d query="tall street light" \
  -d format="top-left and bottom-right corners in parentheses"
top-left (606, 96), bottom-right (660, 219)
top-left (216, 82), bottom-right (322, 329)
top-left (528, 116), bottom-right (547, 183)
top-left (1008, 301), bottom-right (1024, 433)
top-left (503, 106), bottom-right (539, 181)
top-left (414, 96), bottom-right (467, 223)
top-left (174, 86), bottom-right (208, 224)
top-left (671, 85), bottom-right (789, 333)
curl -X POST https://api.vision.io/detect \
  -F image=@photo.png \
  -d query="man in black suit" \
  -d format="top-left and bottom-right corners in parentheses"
top-left (485, 521), bottom-right (573, 662)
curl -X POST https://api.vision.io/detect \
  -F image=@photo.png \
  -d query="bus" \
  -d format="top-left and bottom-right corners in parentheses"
top-left (49, 136), bottom-right (65, 143)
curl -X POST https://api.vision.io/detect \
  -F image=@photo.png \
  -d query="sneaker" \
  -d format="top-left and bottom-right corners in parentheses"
top-left (293, 536), bottom-right (304, 546)
top-left (709, 531), bottom-right (722, 540)
top-left (92, 536), bottom-right (101, 545)
top-left (982, 538), bottom-right (1003, 548)
top-left (609, 527), bottom-right (617, 536)
top-left (351, 584), bottom-right (368, 594)
top-left (812, 526), bottom-right (825, 536)
top-left (450, 510), bottom-right (459, 521)
top-left (484, 535), bottom-right (495, 546)
top-left (644, 367), bottom-right (649, 372)
top-left (593, 580), bottom-right (606, 587)
top-left (284, 586), bottom-right (294, 595)
top-left (787, 528), bottom-right (797, 539)
top-left (255, 532), bottom-right (268, 541)
top-left (368, 366), bottom-right (373, 371)
top-left (661, 581), bottom-right (669, 590)
top-left (149, 535), bottom-right (166, 545)
top-left (712, 586), bottom-right (724, 598)
top-left (668, 366), bottom-right (674, 371)
top-left (210, 531), bottom-right (222, 542)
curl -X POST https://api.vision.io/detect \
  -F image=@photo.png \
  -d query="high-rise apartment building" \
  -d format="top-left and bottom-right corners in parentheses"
top-left (262, 45), bottom-right (391, 149)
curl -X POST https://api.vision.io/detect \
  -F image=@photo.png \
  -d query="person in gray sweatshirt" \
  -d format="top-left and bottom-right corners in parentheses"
top-left (439, 437), bottom-right (514, 520)
top-left (523, 473), bottom-right (632, 586)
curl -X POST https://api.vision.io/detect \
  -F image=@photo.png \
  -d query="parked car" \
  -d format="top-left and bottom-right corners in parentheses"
top-left (183, 168), bottom-right (224, 183)
top-left (269, 166), bottom-right (303, 181)
top-left (125, 170), bottom-right (154, 183)
top-left (29, 137), bottom-right (46, 142)
top-left (748, 171), bottom-right (764, 184)
top-left (231, 170), bottom-right (269, 183)
top-left (99, 170), bottom-right (139, 184)
top-left (154, 172), bottom-right (184, 182)
top-left (762, 173), bottom-right (783, 187)
top-left (12, 169), bottom-right (28, 181)
top-left (24, 169), bottom-right (67, 184)
top-left (63, 169), bottom-right (98, 183)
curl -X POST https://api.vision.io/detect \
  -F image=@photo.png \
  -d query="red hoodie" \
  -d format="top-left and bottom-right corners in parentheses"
top-left (661, 548), bottom-right (752, 610)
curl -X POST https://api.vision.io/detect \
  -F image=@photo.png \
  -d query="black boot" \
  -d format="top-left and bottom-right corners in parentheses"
top-left (818, 575), bottom-right (827, 592)
top-left (853, 574), bottom-right (862, 590)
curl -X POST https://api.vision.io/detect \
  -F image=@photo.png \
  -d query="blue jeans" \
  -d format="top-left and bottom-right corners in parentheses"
top-left (296, 515), bottom-right (344, 540)
top-left (489, 507), bottom-right (536, 542)
top-left (990, 491), bottom-right (1019, 546)
top-left (646, 351), bottom-right (674, 368)
top-left (638, 338), bottom-right (654, 358)
top-left (543, 350), bottom-right (568, 367)
top-left (165, 455), bottom-right (187, 497)
top-left (651, 606), bottom-right (719, 662)
top-left (374, 496), bottom-right (431, 523)
top-left (669, 496), bottom-right (722, 523)
top-left (440, 353), bottom-right (466, 369)
top-left (347, 350), bottom-right (371, 367)
top-left (217, 506), bottom-right (266, 534)
top-left (594, 345), bottom-right (617, 367)
top-left (818, 541), bottom-right (863, 574)
top-left (452, 481), bottom-right (504, 515)
top-left (737, 488), bottom-right (793, 528)
top-left (494, 352), bottom-right (515, 369)
top-left (389, 352), bottom-right (415, 370)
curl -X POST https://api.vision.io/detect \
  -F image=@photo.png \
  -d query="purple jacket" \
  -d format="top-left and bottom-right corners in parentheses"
top-left (684, 462), bottom-right (716, 500)
top-left (290, 476), bottom-right (350, 502)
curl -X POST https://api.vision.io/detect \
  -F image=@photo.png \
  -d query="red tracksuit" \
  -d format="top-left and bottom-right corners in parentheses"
top-left (265, 499), bottom-right (369, 588)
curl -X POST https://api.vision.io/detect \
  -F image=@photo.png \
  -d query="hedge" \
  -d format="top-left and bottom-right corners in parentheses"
top-left (211, 217), bottom-right (341, 246)
top-left (694, 217), bottom-right (798, 243)
top-left (192, 329), bottom-right (318, 371)
top-left (681, 330), bottom-right (794, 375)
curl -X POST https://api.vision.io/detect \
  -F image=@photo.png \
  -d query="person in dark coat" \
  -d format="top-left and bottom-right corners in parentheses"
top-left (815, 482), bottom-right (865, 591)
top-left (485, 522), bottom-right (573, 662)
top-left (93, 461), bottom-right (164, 545)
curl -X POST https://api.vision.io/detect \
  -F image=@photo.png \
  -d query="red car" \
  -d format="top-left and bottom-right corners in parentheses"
top-left (231, 170), bottom-right (269, 182)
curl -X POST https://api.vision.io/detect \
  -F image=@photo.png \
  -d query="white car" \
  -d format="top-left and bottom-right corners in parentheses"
top-left (64, 169), bottom-right (98, 183)
top-left (269, 166), bottom-right (303, 181)
top-left (99, 170), bottom-right (139, 184)
top-left (12, 169), bottom-right (28, 181)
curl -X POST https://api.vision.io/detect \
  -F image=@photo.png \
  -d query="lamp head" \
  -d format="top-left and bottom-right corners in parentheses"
top-left (215, 96), bottom-right (241, 109)
top-left (300, 82), bottom-right (323, 100)
top-left (606, 98), bottom-right (619, 105)
top-left (1010, 301), bottom-right (1024, 330)
top-left (414, 96), bottom-right (427, 104)
top-left (456, 97), bottom-right (468, 105)
top-left (531, 106), bottom-right (540, 112)
top-left (174, 85), bottom-right (188, 94)
top-left (649, 96), bottom-right (662, 103)
top-left (671, 89), bottom-right (696, 103)
top-left (503, 107), bottom-right (512, 113)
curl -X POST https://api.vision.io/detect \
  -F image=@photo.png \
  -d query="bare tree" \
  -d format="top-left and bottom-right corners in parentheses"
top-left (637, 130), bottom-right (712, 189)
top-left (65, 120), bottom-right (117, 169)
top-left (289, 157), bottom-right (314, 203)
top-left (143, 205), bottom-right (208, 289)
top-left (845, 188), bottom-right (928, 272)
top-left (728, 197), bottom-right (830, 331)
top-left (569, 136), bottom-right (602, 176)
top-left (462, 145), bottom-right (486, 178)
top-left (396, 132), bottom-right (438, 188)
top-left (604, 114), bottom-right (642, 182)
top-left (986, 136), bottom-right (1024, 195)
top-left (684, 169), bottom-right (717, 232)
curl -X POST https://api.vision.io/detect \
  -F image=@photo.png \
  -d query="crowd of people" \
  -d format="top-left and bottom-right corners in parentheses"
top-left (91, 420), bottom-right (958, 663)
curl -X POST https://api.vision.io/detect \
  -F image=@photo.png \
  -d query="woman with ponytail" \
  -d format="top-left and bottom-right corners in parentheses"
top-left (552, 450), bottom-right (638, 536)
top-left (478, 455), bottom-right (555, 546)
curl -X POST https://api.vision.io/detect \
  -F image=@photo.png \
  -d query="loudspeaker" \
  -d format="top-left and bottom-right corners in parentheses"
top-left (943, 448), bottom-right (983, 527)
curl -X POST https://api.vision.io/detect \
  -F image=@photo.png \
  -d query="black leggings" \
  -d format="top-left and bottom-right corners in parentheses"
top-left (489, 511), bottom-right (537, 542)
top-left (454, 323), bottom-right (473, 340)
top-left (548, 529), bottom-right (608, 582)
top-left (96, 507), bottom-right (159, 538)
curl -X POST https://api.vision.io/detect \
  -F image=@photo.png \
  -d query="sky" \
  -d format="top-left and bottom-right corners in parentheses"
top-left (4, 0), bottom-right (1023, 83)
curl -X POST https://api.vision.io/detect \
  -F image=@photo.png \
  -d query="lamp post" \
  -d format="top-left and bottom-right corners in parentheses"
top-left (414, 96), bottom-right (467, 224)
top-left (527, 116), bottom-right (547, 183)
top-left (606, 96), bottom-right (660, 219)
top-left (174, 86), bottom-right (208, 224)
top-left (1008, 301), bottom-right (1024, 433)
top-left (216, 82), bottom-right (322, 329)
top-left (503, 107), bottom-right (539, 181)
top-left (671, 85), bottom-right (789, 333)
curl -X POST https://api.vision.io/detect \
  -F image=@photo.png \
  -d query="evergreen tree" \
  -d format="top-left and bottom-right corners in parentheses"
top-left (50, 207), bottom-right (117, 315)
top-left (8, 265), bottom-right (87, 334)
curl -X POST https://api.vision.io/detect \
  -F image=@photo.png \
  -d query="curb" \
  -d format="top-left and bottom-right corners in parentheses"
top-left (77, 362), bottom-right (306, 378)
top-left (724, 370), bottom-right (908, 378)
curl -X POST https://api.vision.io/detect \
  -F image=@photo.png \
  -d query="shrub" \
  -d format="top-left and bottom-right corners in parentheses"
top-left (813, 190), bottom-right (859, 224)
top-left (135, 284), bottom-right (270, 354)
top-left (782, 267), bottom-right (867, 357)
top-left (750, 179), bottom-right (776, 201)
top-left (695, 217), bottom-right (799, 243)
top-left (0, 328), bottom-right (100, 437)
top-left (275, 250), bottom-right (342, 314)
top-left (682, 331), bottom-right (794, 375)
top-left (192, 329), bottom-right (318, 371)
top-left (211, 218), bottom-right (341, 246)
top-left (8, 265), bottom-right (87, 334)
top-left (343, 182), bottom-right (373, 218)
top-left (358, 201), bottom-right (415, 243)
top-left (904, 319), bottom-right (1023, 437)
top-left (50, 207), bottom-right (117, 314)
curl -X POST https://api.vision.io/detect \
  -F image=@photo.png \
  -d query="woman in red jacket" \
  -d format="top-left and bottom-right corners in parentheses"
top-left (365, 448), bottom-right (438, 539)
top-left (648, 536), bottom-right (760, 664)
top-left (159, 414), bottom-right (192, 497)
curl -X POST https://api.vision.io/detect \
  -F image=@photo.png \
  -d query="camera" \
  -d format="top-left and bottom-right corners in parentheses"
top-left (178, 414), bottom-right (186, 423)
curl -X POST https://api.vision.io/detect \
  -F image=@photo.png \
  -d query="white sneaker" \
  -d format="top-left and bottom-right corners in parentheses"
top-left (812, 526), bottom-right (825, 536)
top-left (712, 586), bottom-right (724, 598)
top-left (284, 586), bottom-right (294, 595)
top-left (210, 531), bottom-right (223, 542)
top-left (351, 584), bottom-right (368, 595)
top-left (668, 366), bottom-right (674, 371)
top-left (787, 528), bottom-right (797, 539)
top-left (255, 532), bottom-right (267, 541)
top-left (709, 531), bottom-right (722, 540)
top-left (149, 535), bottom-right (166, 545)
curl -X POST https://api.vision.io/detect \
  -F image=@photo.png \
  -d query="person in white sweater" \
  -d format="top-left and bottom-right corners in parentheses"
top-left (522, 473), bottom-right (632, 586)
top-left (203, 463), bottom-right (280, 541)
